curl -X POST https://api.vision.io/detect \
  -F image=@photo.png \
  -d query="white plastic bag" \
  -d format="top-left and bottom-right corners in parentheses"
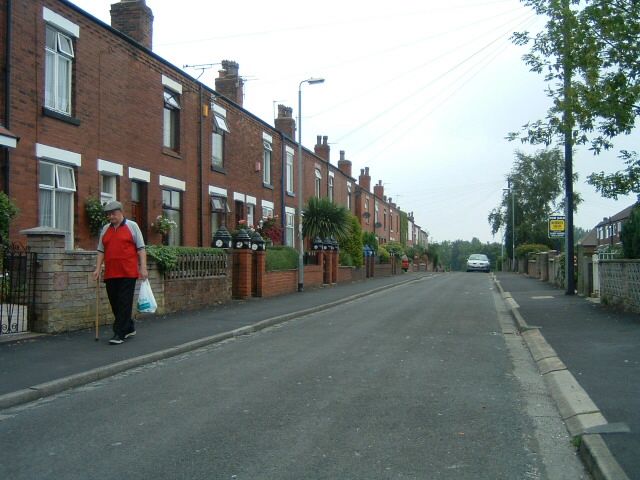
top-left (137, 279), bottom-right (157, 313)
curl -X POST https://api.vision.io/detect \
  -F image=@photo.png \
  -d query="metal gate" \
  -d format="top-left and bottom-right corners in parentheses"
top-left (0, 243), bottom-right (37, 335)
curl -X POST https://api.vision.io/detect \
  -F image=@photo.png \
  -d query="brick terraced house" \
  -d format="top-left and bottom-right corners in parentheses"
top-left (0, 0), bottom-right (428, 251)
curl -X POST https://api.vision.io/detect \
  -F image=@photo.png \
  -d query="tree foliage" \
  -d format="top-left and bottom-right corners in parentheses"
top-left (511, 0), bottom-right (640, 151)
top-left (488, 149), bottom-right (581, 256)
top-left (512, 0), bottom-right (640, 195)
top-left (0, 192), bottom-right (18, 245)
top-left (340, 215), bottom-right (364, 268)
top-left (620, 203), bottom-right (640, 258)
top-left (362, 231), bottom-right (378, 252)
top-left (302, 197), bottom-right (351, 244)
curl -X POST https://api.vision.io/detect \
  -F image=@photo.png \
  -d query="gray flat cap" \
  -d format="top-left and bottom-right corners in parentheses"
top-left (103, 200), bottom-right (123, 212)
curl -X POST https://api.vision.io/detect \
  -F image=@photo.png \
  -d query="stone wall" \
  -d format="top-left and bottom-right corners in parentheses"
top-left (599, 260), bottom-right (640, 312)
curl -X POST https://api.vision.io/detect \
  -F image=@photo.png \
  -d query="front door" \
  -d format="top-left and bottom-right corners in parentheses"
top-left (130, 181), bottom-right (147, 240)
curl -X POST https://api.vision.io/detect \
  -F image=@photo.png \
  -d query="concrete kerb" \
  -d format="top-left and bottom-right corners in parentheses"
top-left (0, 275), bottom-right (426, 411)
top-left (492, 274), bottom-right (630, 480)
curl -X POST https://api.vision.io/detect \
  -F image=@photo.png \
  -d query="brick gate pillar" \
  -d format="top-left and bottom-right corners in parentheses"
top-left (232, 249), bottom-right (252, 299)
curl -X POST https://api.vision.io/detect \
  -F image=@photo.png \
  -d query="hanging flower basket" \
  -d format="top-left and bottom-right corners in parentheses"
top-left (152, 215), bottom-right (177, 236)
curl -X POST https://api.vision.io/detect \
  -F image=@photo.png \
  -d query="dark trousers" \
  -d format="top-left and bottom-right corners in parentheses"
top-left (105, 277), bottom-right (137, 338)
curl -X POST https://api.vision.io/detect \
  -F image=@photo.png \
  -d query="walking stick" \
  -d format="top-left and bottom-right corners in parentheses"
top-left (95, 276), bottom-right (100, 341)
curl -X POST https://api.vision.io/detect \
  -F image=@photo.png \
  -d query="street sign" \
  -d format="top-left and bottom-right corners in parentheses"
top-left (549, 215), bottom-right (565, 238)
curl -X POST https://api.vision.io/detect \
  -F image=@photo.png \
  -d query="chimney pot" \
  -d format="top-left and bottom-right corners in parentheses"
top-left (110, 0), bottom-right (154, 50)
top-left (215, 60), bottom-right (244, 106)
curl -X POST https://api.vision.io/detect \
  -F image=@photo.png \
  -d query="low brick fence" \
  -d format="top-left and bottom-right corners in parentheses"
top-left (20, 228), bottom-right (402, 333)
top-left (22, 228), bottom-right (231, 333)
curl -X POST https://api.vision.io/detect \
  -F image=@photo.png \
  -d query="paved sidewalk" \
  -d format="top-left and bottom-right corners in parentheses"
top-left (496, 272), bottom-right (639, 480)
top-left (0, 272), bottom-right (429, 408)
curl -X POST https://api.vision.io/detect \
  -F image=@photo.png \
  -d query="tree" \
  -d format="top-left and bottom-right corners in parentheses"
top-left (362, 231), bottom-right (378, 252)
top-left (488, 149), bottom-right (581, 257)
top-left (620, 203), bottom-right (640, 258)
top-left (302, 197), bottom-right (351, 244)
top-left (0, 192), bottom-right (19, 245)
top-left (510, 0), bottom-right (640, 154)
top-left (509, 0), bottom-right (640, 292)
top-left (340, 214), bottom-right (364, 268)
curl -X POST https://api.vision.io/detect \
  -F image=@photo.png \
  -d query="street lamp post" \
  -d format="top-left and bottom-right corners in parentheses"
top-left (297, 77), bottom-right (325, 292)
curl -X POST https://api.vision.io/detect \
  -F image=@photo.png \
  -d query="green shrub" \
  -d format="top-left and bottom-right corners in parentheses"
top-left (515, 243), bottom-right (551, 258)
top-left (362, 231), bottom-right (378, 252)
top-left (146, 245), bottom-right (225, 273)
top-left (340, 215), bottom-right (363, 267)
top-left (0, 192), bottom-right (19, 245)
top-left (378, 245), bottom-right (390, 263)
top-left (384, 241), bottom-right (404, 257)
top-left (85, 197), bottom-right (107, 237)
top-left (339, 251), bottom-right (354, 267)
top-left (621, 204), bottom-right (640, 258)
top-left (266, 245), bottom-right (298, 271)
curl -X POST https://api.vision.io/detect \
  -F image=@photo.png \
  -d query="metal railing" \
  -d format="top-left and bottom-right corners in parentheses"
top-left (0, 243), bottom-right (37, 335)
top-left (165, 252), bottom-right (228, 279)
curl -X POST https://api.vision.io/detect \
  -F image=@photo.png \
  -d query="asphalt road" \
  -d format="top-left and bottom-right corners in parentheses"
top-left (0, 273), bottom-right (587, 479)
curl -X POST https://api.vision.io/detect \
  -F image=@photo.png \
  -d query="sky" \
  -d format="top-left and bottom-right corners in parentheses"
top-left (69, 0), bottom-right (637, 244)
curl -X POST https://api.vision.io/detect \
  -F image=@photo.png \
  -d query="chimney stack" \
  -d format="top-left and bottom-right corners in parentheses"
top-left (215, 60), bottom-right (244, 106)
top-left (110, 0), bottom-right (154, 50)
top-left (338, 150), bottom-right (352, 178)
top-left (274, 105), bottom-right (295, 139)
top-left (374, 180), bottom-right (384, 199)
top-left (359, 167), bottom-right (371, 192)
top-left (314, 135), bottom-right (330, 162)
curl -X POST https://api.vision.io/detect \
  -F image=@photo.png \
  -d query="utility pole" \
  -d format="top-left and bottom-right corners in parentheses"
top-left (561, 0), bottom-right (576, 295)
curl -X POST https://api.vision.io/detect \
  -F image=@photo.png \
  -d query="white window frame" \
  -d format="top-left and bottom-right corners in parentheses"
top-left (285, 207), bottom-right (295, 247)
top-left (286, 147), bottom-right (294, 194)
top-left (163, 87), bottom-right (181, 150)
top-left (314, 169), bottom-right (322, 198)
top-left (263, 140), bottom-right (272, 185)
top-left (38, 160), bottom-right (76, 249)
top-left (45, 25), bottom-right (75, 115)
top-left (212, 131), bottom-right (224, 169)
top-left (262, 200), bottom-right (274, 220)
top-left (328, 173), bottom-right (334, 203)
top-left (100, 174), bottom-right (117, 205)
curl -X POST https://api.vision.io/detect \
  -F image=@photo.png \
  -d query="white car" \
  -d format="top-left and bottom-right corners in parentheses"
top-left (466, 254), bottom-right (490, 272)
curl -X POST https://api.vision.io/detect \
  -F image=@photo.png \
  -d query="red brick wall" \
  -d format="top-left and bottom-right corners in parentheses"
top-left (3, 0), bottom-right (409, 252)
top-left (337, 266), bottom-right (365, 283)
top-left (262, 270), bottom-right (297, 297)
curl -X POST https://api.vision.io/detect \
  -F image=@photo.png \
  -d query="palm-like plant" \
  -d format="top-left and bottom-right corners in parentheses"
top-left (302, 197), bottom-right (351, 243)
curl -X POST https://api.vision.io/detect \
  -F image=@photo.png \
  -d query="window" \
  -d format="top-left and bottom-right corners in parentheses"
top-left (328, 175), bottom-right (334, 202)
top-left (285, 210), bottom-right (295, 247)
top-left (247, 203), bottom-right (255, 229)
top-left (212, 104), bottom-right (229, 169)
top-left (365, 198), bottom-right (370, 224)
top-left (210, 195), bottom-right (228, 238)
top-left (162, 189), bottom-right (181, 246)
top-left (314, 169), bottom-right (322, 198)
top-left (45, 26), bottom-right (74, 114)
top-left (163, 89), bottom-right (180, 151)
top-left (263, 141), bottom-right (272, 185)
top-left (262, 205), bottom-right (274, 219)
top-left (100, 174), bottom-right (117, 205)
top-left (347, 185), bottom-right (352, 210)
top-left (212, 131), bottom-right (224, 169)
top-left (39, 161), bottom-right (76, 248)
top-left (286, 150), bottom-right (294, 194)
top-left (375, 203), bottom-right (379, 224)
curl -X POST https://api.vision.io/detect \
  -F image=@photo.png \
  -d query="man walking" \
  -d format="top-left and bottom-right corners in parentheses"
top-left (92, 201), bottom-right (148, 345)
